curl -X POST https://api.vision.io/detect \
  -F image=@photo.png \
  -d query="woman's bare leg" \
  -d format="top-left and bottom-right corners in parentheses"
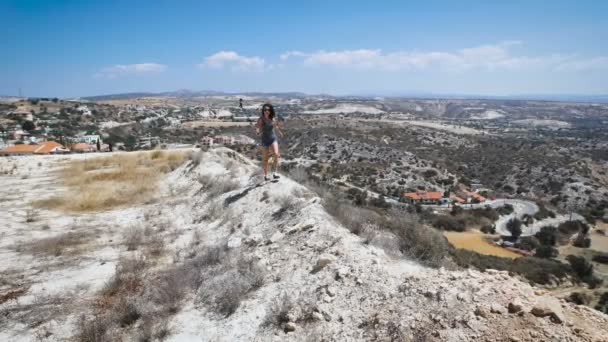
top-left (261, 147), bottom-right (269, 177)
top-left (270, 142), bottom-right (280, 175)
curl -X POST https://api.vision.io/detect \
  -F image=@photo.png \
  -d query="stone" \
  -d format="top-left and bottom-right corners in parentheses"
top-left (490, 304), bottom-right (505, 314)
top-left (508, 300), bottom-right (524, 314)
top-left (424, 290), bottom-right (437, 299)
top-left (531, 297), bottom-right (566, 324)
top-left (323, 312), bottom-right (332, 322)
top-left (269, 231), bottom-right (284, 243)
top-left (284, 322), bottom-right (297, 332)
top-left (474, 306), bottom-right (490, 319)
top-left (312, 255), bottom-right (334, 274)
top-left (327, 287), bottom-right (336, 297)
top-left (227, 236), bottom-right (242, 248)
top-left (312, 312), bottom-right (324, 321)
top-left (509, 337), bottom-right (521, 342)
top-left (456, 293), bottom-right (466, 301)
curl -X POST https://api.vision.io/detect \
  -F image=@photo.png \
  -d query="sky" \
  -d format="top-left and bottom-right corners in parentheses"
top-left (1, 0), bottom-right (607, 98)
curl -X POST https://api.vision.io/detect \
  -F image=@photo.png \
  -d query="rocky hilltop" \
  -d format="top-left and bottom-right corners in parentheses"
top-left (0, 148), bottom-right (607, 341)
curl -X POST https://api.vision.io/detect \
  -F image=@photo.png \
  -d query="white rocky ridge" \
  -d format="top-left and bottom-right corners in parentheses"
top-left (0, 150), bottom-right (607, 341)
top-left (302, 104), bottom-right (385, 114)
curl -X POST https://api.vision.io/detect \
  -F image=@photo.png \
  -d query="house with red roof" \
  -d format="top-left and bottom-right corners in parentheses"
top-left (402, 190), bottom-right (443, 205)
top-left (0, 141), bottom-right (69, 156)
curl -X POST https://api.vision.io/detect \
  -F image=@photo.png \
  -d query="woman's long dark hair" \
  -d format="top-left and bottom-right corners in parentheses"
top-left (261, 103), bottom-right (275, 120)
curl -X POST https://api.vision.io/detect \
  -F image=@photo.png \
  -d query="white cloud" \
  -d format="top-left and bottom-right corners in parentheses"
top-left (94, 63), bottom-right (167, 78)
top-left (198, 51), bottom-right (266, 72)
top-left (556, 57), bottom-right (608, 71)
top-left (279, 42), bottom-right (608, 73)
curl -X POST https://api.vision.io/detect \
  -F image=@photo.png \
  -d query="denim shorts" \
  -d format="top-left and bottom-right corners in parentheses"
top-left (261, 137), bottom-right (277, 147)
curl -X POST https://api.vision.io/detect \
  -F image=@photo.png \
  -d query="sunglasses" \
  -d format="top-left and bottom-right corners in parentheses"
top-left (263, 108), bottom-right (271, 112)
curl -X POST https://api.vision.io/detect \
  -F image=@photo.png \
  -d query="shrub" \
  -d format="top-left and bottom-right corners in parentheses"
top-left (262, 293), bottom-right (294, 328)
top-left (76, 314), bottom-right (110, 342)
top-left (592, 253), bottom-right (608, 264)
top-left (23, 232), bottom-right (87, 257)
top-left (506, 218), bottom-right (522, 240)
top-left (496, 204), bottom-right (514, 216)
top-left (515, 236), bottom-right (540, 252)
top-left (535, 226), bottom-right (557, 246)
top-left (450, 205), bottom-right (463, 216)
top-left (432, 215), bottom-right (465, 232)
top-left (198, 255), bottom-right (265, 317)
top-left (450, 249), bottom-right (570, 285)
top-left (422, 169), bottom-right (438, 178)
top-left (480, 224), bottom-right (495, 234)
top-left (535, 245), bottom-right (559, 259)
top-left (573, 234), bottom-right (591, 248)
top-left (567, 292), bottom-right (590, 305)
top-left (566, 255), bottom-right (593, 278)
top-left (558, 220), bottom-right (586, 236)
top-left (534, 204), bottom-right (556, 220)
top-left (471, 207), bottom-right (499, 221)
top-left (198, 174), bottom-right (240, 199)
top-left (384, 211), bottom-right (450, 268)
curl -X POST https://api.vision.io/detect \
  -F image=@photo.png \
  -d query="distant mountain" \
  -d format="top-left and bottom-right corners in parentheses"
top-left (81, 90), bottom-right (608, 104)
top-left (82, 89), bottom-right (312, 101)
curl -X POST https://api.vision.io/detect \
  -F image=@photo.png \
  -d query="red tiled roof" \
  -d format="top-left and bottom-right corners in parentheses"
top-left (0, 144), bottom-right (36, 154)
top-left (404, 191), bottom-right (442, 200)
top-left (0, 141), bottom-right (66, 154)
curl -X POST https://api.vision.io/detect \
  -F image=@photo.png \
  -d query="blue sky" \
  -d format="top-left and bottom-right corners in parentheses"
top-left (1, 0), bottom-right (607, 97)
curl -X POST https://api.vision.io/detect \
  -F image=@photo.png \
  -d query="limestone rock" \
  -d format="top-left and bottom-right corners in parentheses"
top-left (284, 322), bottom-right (297, 332)
top-left (508, 300), bottom-right (524, 314)
top-left (474, 306), bottom-right (490, 319)
top-left (531, 297), bottom-right (566, 324)
top-left (490, 304), bottom-right (505, 314)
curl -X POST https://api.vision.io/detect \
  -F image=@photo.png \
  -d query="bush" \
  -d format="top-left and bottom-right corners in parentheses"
top-left (496, 204), bottom-right (514, 215)
top-left (534, 204), bottom-right (556, 220)
top-left (573, 234), bottom-right (591, 248)
top-left (422, 169), bottom-right (438, 178)
top-left (535, 226), bottom-right (557, 246)
top-left (506, 218), bottom-right (522, 240)
top-left (450, 205), bottom-right (463, 216)
top-left (471, 207), bottom-right (499, 221)
top-left (592, 253), bottom-right (608, 264)
top-left (515, 236), bottom-right (540, 252)
top-left (535, 245), bottom-right (559, 259)
top-left (567, 292), bottom-right (590, 305)
top-left (558, 220), bottom-right (587, 236)
top-left (382, 211), bottom-right (450, 268)
top-left (566, 255), bottom-right (594, 278)
top-left (450, 249), bottom-right (570, 285)
top-left (432, 215), bottom-right (465, 232)
top-left (480, 224), bottom-right (495, 234)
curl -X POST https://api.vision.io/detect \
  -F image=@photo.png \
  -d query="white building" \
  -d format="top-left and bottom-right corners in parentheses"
top-left (201, 136), bottom-right (214, 146)
top-left (79, 134), bottom-right (102, 144)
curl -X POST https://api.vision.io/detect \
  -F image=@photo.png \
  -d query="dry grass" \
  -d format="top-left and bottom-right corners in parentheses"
top-left (33, 150), bottom-right (188, 212)
top-left (21, 232), bottom-right (89, 257)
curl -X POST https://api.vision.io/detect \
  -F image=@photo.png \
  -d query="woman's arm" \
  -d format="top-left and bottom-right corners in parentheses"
top-left (255, 118), bottom-right (262, 136)
top-left (274, 120), bottom-right (284, 138)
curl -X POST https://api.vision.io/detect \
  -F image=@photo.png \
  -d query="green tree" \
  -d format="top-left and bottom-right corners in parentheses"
top-left (506, 218), bottom-right (522, 240)
top-left (21, 120), bottom-right (36, 132)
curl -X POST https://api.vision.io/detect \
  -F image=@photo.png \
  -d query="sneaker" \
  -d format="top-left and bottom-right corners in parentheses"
top-left (273, 174), bottom-right (280, 179)
top-left (264, 176), bottom-right (270, 181)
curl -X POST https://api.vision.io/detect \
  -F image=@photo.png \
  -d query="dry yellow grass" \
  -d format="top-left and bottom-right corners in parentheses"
top-left (34, 150), bottom-right (188, 212)
top-left (443, 231), bottom-right (522, 259)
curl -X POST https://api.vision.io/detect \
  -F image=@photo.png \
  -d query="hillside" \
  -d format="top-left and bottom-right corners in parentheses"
top-left (1, 148), bottom-right (607, 341)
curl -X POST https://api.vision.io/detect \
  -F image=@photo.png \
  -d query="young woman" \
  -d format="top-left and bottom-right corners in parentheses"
top-left (256, 103), bottom-right (284, 181)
